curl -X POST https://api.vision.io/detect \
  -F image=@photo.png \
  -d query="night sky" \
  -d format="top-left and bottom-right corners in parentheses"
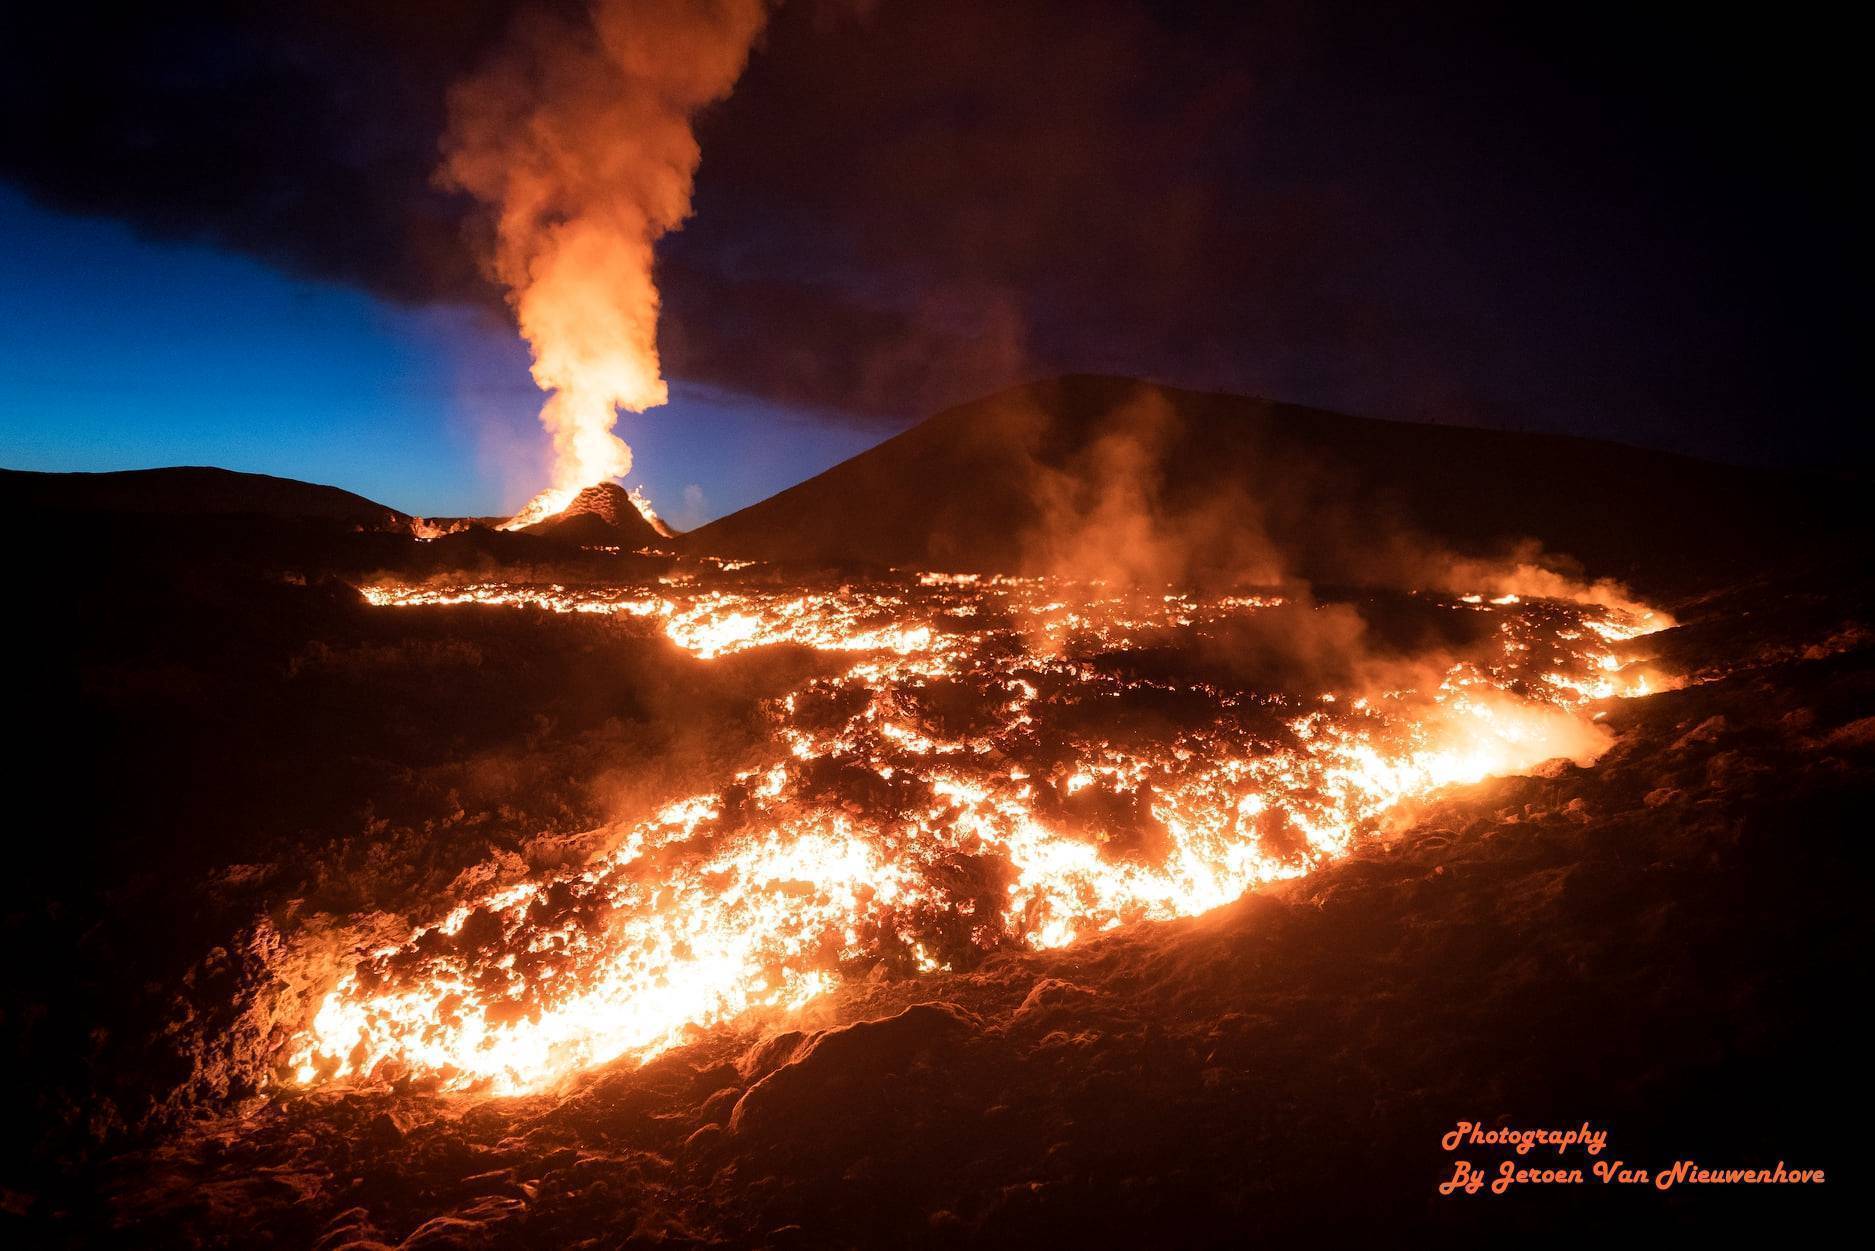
top-left (0, 1), bottom-right (1860, 519)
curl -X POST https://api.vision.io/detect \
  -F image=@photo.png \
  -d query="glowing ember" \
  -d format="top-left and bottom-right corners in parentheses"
top-left (497, 480), bottom-right (677, 536)
top-left (627, 486), bottom-right (676, 538)
top-left (289, 571), bottom-right (1673, 1095)
top-left (497, 485), bottom-right (584, 532)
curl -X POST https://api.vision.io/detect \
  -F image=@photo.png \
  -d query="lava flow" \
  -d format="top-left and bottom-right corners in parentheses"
top-left (287, 571), bottom-right (1671, 1096)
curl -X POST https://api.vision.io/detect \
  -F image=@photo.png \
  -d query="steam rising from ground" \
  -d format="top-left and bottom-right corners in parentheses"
top-left (445, 0), bottom-right (768, 511)
top-left (1008, 391), bottom-right (1676, 635)
top-left (285, 570), bottom-right (1668, 1094)
top-left (272, 377), bottom-right (1688, 1093)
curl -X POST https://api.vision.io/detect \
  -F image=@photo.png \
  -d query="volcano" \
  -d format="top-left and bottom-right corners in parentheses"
top-left (7, 379), bottom-right (1867, 1247)
top-left (513, 481), bottom-right (674, 546)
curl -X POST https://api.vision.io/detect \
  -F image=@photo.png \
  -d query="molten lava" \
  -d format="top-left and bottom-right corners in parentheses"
top-left (497, 485), bottom-right (585, 532)
top-left (497, 480), bottom-right (675, 537)
top-left (286, 571), bottom-right (1671, 1095)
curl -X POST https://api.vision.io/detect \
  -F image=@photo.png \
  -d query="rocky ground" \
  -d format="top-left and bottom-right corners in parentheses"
top-left (7, 557), bottom-right (1864, 1246)
top-left (7, 423), bottom-right (1868, 1247)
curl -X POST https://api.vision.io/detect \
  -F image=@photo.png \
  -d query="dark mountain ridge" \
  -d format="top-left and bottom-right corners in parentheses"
top-left (683, 375), bottom-right (1861, 594)
top-left (0, 466), bottom-right (673, 585)
top-left (3, 465), bottom-right (413, 531)
top-left (8, 378), bottom-right (1860, 596)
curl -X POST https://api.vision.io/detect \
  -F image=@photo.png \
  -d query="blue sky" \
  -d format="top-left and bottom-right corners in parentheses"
top-left (0, 188), bottom-right (893, 522)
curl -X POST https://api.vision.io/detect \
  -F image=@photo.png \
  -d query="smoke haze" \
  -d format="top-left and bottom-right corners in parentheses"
top-left (443, 0), bottom-right (769, 497)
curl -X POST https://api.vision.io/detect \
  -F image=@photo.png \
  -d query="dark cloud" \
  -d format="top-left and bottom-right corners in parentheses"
top-left (0, 3), bottom-right (504, 301)
top-left (1, 1), bottom-right (1860, 463)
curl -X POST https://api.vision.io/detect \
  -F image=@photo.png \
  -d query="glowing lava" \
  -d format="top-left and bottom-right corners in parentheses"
top-left (497, 481), bottom-right (676, 536)
top-left (288, 572), bottom-right (1672, 1095)
top-left (497, 485), bottom-right (585, 532)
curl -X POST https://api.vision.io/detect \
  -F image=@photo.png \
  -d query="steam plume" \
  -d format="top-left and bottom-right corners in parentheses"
top-left (443, 0), bottom-right (768, 520)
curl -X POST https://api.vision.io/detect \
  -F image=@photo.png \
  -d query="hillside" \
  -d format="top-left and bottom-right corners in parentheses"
top-left (683, 376), bottom-right (1857, 592)
top-left (2, 465), bottom-right (413, 530)
top-left (0, 465), bottom-right (680, 584)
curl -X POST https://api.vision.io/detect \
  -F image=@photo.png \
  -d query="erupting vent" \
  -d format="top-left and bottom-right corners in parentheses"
top-left (287, 571), bottom-right (1669, 1095)
top-left (498, 481), bottom-right (674, 541)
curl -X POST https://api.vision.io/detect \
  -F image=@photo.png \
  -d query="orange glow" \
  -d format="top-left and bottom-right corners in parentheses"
top-left (449, 0), bottom-right (769, 519)
top-left (497, 484), bottom-right (584, 532)
top-left (289, 573), bottom-right (1672, 1095)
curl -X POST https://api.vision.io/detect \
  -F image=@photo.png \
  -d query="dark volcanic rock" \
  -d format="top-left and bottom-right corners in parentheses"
top-left (727, 1002), bottom-right (984, 1140)
top-left (7, 383), bottom-right (1869, 1248)
top-left (87, 585), bottom-right (1871, 1247)
top-left (0, 464), bottom-right (679, 587)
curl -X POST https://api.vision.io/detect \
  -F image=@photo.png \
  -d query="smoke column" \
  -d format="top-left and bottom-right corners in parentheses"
top-left (443, 0), bottom-right (769, 524)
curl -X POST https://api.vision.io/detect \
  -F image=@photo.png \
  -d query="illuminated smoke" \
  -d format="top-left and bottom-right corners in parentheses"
top-left (285, 574), bottom-right (1671, 1094)
top-left (443, 0), bottom-right (769, 506)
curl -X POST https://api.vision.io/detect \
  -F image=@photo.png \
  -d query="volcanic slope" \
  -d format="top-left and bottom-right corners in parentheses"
top-left (516, 481), bottom-right (672, 546)
top-left (682, 375), bottom-right (1858, 592)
